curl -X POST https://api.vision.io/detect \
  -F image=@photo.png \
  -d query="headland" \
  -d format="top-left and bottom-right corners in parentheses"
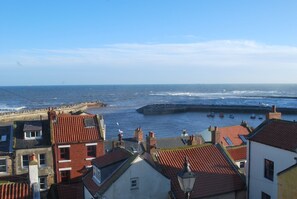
top-left (0, 101), bottom-right (106, 123)
top-left (137, 104), bottom-right (297, 115)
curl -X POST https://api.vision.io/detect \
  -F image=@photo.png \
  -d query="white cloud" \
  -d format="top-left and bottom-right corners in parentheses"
top-left (1, 40), bottom-right (297, 84)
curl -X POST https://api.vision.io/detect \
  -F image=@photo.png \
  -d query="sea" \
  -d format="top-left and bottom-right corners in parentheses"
top-left (1, 84), bottom-right (297, 139)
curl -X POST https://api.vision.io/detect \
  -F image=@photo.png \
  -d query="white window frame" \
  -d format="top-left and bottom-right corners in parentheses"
top-left (130, 177), bottom-right (139, 190)
top-left (59, 167), bottom-right (72, 171)
top-left (39, 176), bottom-right (47, 191)
top-left (85, 143), bottom-right (97, 146)
top-left (39, 153), bottom-right (46, 167)
top-left (92, 166), bottom-right (101, 185)
top-left (24, 130), bottom-right (42, 140)
top-left (22, 155), bottom-right (29, 168)
top-left (0, 158), bottom-right (7, 173)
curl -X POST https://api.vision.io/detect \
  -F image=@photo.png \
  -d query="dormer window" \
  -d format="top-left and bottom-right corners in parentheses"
top-left (23, 122), bottom-right (43, 140)
top-left (24, 130), bottom-right (42, 140)
top-left (0, 135), bottom-right (7, 142)
top-left (84, 118), bottom-right (96, 128)
top-left (92, 166), bottom-right (101, 185)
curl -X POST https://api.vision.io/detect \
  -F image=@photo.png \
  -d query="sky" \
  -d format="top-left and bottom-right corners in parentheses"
top-left (0, 0), bottom-right (297, 85)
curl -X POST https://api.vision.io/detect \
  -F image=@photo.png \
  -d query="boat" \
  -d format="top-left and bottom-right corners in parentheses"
top-left (229, 114), bottom-right (234, 119)
top-left (250, 114), bottom-right (256, 119)
top-left (207, 112), bottom-right (215, 118)
top-left (258, 116), bottom-right (263, 120)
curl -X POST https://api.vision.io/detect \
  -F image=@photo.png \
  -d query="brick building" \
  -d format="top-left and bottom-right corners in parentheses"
top-left (49, 110), bottom-right (105, 183)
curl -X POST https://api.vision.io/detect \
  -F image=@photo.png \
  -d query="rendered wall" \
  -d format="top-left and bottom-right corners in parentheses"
top-left (247, 141), bottom-right (296, 199)
top-left (278, 165), bottom-right (297, 199)
top-left (102, 156), bottom-right (170, 199)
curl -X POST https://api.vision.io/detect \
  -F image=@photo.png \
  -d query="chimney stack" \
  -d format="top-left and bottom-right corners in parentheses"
top-left (211, 126), bottom-right (220, 144)
top-left (266, 105), bottom-right (282, 120)
top-left (29, 153), bottom-right (40, 199)
top-left (146, 131), bottom-right (157, 154)
top-left (134, 127), bottom-right (143, 142)
top-left (47, 108), bottom-right (57, 122)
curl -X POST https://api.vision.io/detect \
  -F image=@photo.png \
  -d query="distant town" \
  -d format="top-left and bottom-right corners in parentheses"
top-left (0, 105), bottom-right (296, 199)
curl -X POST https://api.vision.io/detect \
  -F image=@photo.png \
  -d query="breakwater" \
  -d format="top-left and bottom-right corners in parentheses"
top-left (0, 101), bottom-right (106, 122)
top-left (136, 104), bottom-right (297, 115)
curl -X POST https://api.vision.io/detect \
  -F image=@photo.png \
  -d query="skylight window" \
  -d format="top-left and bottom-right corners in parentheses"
top-left (239, 135), bottom-right (247, 144)
top-left (224, 136), bottom-right (233, 146)
top-left (84, 118), bottom-right (96, 128)
top-left (0, 135), bottom-right (7, 142)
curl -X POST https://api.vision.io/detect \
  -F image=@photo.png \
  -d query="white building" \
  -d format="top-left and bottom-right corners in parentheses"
top-left (83, 147), bottom-right (170, 199)
top-left (247, 117), bottom-right (297, 199)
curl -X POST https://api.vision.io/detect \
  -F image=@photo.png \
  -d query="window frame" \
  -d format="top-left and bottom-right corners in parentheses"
top-left (59, 147), bottom-right (70, 160)
top-left (264, 159), bottom-right (274, 181)
top-left (39, 176), bottom-right (47, 191)
top-left (261, 191), bottom-right (271, 199)
top-left (87, 145), bottom-right (96, 158)
top-left (39, 153), bottom-right (46, 167)
top-left (60, 170), bottom-right (71, 183)
top-left (22, 155), bottom-right (29, 168)
top-left (24, 130), bottom-right (42, 140)
top-left (130, 177), bottom-right (139, 190)
top-left (0, 158), bottom-right (7, 173)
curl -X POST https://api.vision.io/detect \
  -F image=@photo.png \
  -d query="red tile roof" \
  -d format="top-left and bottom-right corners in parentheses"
top-left (0, 183), bottom-right (31, 199)
top-left (156, 144), bottom-right (245, 199)
top-left (249, 119), bottom-right (297, 152)
top-left (218, 125), bottom-right (250, 147)
top-left (52, 114), bottom-right (102, 144)
top-left (227, 146), bottom-right (247, 161)
top-left (92, 147), bottom-right (133, 168)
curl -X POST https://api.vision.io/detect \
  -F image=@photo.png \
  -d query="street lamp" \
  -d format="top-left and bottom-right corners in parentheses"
top-left (177, 156), bottom-right (196, 199)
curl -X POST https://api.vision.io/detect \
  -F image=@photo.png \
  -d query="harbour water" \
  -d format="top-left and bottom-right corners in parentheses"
top-left (1, 84), bottom-right (297, 139)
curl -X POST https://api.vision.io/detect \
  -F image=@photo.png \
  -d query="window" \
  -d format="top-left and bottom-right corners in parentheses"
top-left (92, 166), bottom-right (101, 185)
top-left (39, 154), bottom-right (46, 166)
top-left (130, 177), bottom-right (139, 190)
top-left (87, 145), bottom-right (96, 158)
top-left (39, 177), bottom-right (47, 190)
top-left (224, 137), bottom-right (233, 146)
top-left (262, 192), bottom-right (271, 199)
top-left (61, 170), bottom-right (70, 183)
top-left (264, 159), bottom-right (274, 181)
top-left (0, 159), bottom-right (6, 172)
top-left (24, 131), bottom-right (42, 140)
top-left (240, 161), bottom-right (245, 168)
top-left (60, 147), bottom-right (70, 160)
top-left (239, 135), bottom-right (247, 144)
top-left (22, 155), bottom-right (29, 168)
top-left (0, 135), bottom-right (7, 142)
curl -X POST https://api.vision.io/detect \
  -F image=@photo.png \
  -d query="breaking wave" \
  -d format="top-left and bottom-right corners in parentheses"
top-left (0, 105), bottom-right (27, 113)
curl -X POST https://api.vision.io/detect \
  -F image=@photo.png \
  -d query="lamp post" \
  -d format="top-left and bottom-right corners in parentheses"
top-left (177, 156), bottom-right (196, 199)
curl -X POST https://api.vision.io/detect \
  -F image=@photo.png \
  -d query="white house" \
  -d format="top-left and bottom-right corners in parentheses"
top-left (83, 147), bottom-right (170, 199)
top-left (247, 114), bottom-right (297, 199)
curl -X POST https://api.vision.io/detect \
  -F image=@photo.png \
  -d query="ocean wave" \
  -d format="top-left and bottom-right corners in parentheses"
top-left (0, 105), bottom-right (27, 113)
top-left (149, 90), bottom-right (280, 98)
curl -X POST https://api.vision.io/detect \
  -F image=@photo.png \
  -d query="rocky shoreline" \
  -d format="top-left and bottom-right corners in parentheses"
top-left (136, 104), bottom-right (297, 115)
top-left (0, 101), bottom-right (106, 123)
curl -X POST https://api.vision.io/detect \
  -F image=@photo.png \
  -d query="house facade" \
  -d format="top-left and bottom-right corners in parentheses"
top-left (14, 120), bottom-right (55, 191)
top-left (83, 148), bottom-right (170, 199)
top-left (277, 163), bottom-right (297, 199)
top-left (247, 118), bottom-right (297, 199)
top-left (50, 110), bottom-right (105, 183)
top-left (0, 125), bottom-right (13, 176)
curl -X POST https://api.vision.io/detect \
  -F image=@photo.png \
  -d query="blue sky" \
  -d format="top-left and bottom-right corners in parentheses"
top-left (1, 0), bottom-right (297, 85)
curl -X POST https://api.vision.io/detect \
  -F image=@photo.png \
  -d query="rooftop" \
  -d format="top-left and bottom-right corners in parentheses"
top-left (156, 144), bottom-right (245, 198)
top-left (47, 182), bottom-right (83, 199)
top-left (227, 146), bottom-right (247, 161)
top-left (249, 119), bottom-right (297, 152)
top-left (0, 125), bottom-right (13, 154)
top-left (52, 113), bottom-right (102, 144)
top-left (14, 120), bottom-right (51, 149)
top-left (0, 183), bottom-right (31, 199)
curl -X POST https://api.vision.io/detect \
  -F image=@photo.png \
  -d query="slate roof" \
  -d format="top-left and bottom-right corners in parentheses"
top-left (0, 125), bottom-right (13, 154)
top-left (14, 120), bottom-right (51, 149)
top-left (47, 182), bottom-right (83, 199)
top-left (52, 114), bottom-right (102, 144)
top-left (248, 119), bottom-right (297, 152)
top-left (227, 146), bottom-right (247, 161)
top-left (0, 183), bottom-right (31, 199)
top-left (217, 125), bottom-right (251, 147)
top-left (197, 129), bottom-right (212, 142)
top-left (104, 138), bottom-right (145, 154)
top-left (155, 136), bottom-right (190, 149)
top-left (23, 121), bottom-right (42, 132)
top-left (156, 144), bottom-right (245, 199)
top-left (83, 148), bottom-right (136, 196)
